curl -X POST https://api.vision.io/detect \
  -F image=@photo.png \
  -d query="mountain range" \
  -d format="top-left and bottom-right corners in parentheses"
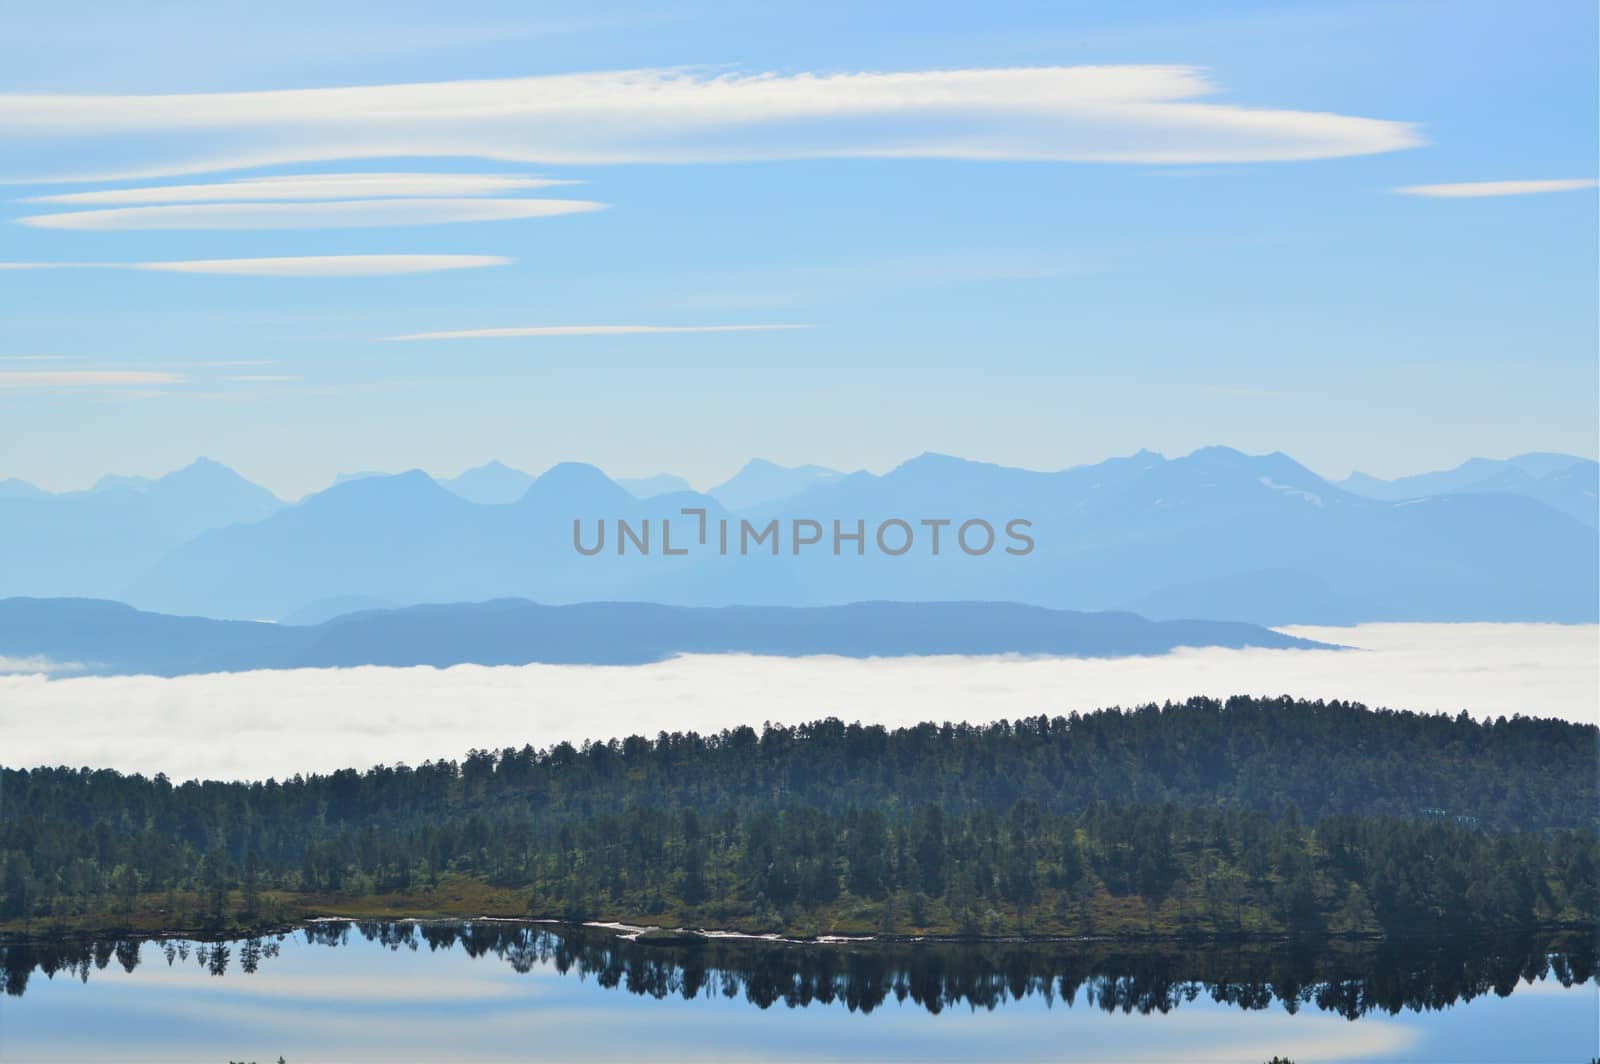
top-left (0, 597), bottom-right (1329, 677)
top-left (0, 458), bottom-right (284, 601)
top-left (2, 448), bottom-right (1593, 626)
top-left (1339, 453), bottom-right (1597, 527)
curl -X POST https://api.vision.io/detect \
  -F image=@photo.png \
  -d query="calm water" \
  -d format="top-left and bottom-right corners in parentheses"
top-left (1, 923), bottom-right (1595, 1062)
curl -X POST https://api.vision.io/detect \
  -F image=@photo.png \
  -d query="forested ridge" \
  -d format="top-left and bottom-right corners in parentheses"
top-left (3, 697), bottom-right (1595, 940)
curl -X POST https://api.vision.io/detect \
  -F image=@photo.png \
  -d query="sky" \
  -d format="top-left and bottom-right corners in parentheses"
top-left (0, 0), bottom-right (1595, 498)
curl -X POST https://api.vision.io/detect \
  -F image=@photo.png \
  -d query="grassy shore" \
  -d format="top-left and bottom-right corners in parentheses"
top-left (6, 871), bottom-right (1588, 943)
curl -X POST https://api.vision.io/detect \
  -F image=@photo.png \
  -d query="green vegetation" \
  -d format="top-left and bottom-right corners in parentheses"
top-left (2, 697), bottom-right (1595, 939)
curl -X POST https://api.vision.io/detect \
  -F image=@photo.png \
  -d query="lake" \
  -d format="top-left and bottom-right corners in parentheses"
top-left (2, 923), bottom-right (1594, 1062)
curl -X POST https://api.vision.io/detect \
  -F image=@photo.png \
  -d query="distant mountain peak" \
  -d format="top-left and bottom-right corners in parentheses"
top-left (900, 450), bottom-right (968, 467)
top-left (737, 457), bottom-right (842, 476)
top-left (89, 472), bottom-right (155, 494)
top-left (161, 457), bottom-right (257, 486)
top-left (1175, 445), bottom-right (1326, 484)
top-left (1183, 444), bottom-right (1250, 463)
top-left (709, 458), bottom-right (844, 511)
top-left (616, 473), bottom-right (694, 499)
top-left (1336, 453), bottom-right (1596, 526)
top-left (441, 459), bottom-right (536, 505)
top-left (517, 462), bottom-right (632, 509)
top-left (455, 458), bottom-right (521, 477)
top-left (536, 460), bottom-right (613, 483)
top-left (0, 477), bottom-right (48, 500)
top-left (886, 452), bottom-right (1001, 480)
top-left (312, 468), bottom-right (447, 506)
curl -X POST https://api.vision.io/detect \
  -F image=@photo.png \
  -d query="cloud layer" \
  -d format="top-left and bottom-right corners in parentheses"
top-left (1, 254), bottom-right (510, 275)
top-left (19, 197), bottom-right (603, 230)
top-left (2, 622), bottom-right (1590, 782)
top-left (0, 369), bottom-right (184, 389)
top-left (25, 172), bottom-right (573, 204)
top-left (385, 323), bottom-right (812, 340)
top-left (1394, 178), bottom-right (1599, 198)
top-left (0, 66), bottom-right (1421, 181)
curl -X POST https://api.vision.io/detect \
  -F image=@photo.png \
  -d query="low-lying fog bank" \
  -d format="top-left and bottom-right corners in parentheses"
top-left (1, 623), bottom-right (1593, 782)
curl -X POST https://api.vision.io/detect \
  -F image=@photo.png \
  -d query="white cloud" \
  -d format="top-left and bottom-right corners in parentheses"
top-left (145, 254), bottom-right (511, 276)
top-left (384, 323), bottom-right (812, 341)
top-left (25, 172), bottom-right (574, 204)
top-left (0, 369), bottom-right (185, 389)
top-left (1394, 178), bottom-right (1599, 198)
top-left (19, 197), bottom-right (603, 231)
top-left (0, 655), bottom-right (80, 675)
top-left (0, 622), bottom-right (1590, 782)
top-left (0, 254), bottom-right (510, 275)
top-left (0, 66), bottom-right (1420, 181)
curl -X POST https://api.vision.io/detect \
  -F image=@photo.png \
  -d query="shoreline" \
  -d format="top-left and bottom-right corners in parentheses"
top-left (5, 914), bottom-right (1588, 949)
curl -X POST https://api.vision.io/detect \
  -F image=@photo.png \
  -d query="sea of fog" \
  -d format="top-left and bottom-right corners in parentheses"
top-left (0, 622), bottom-right (1593, 782)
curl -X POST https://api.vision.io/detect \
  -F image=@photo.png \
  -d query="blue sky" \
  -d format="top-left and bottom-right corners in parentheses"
top-left (1, 0), bottom-right (1594, 497)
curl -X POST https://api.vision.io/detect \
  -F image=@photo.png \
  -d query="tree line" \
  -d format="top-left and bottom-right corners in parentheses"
top-left (7, 921), bottom-right (1592, 1022)
top-left (2, 697), bottom-right (1595, 937)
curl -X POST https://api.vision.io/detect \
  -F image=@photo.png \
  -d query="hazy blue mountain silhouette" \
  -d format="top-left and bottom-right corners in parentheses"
top-left (742, 447), bottom-right (1596, 623)
top-left (708, 458), bottom-right (845, 511)
top-left (122, 447), bottom-right (1600, 624)
top-left (10, 447), bottom-right (1595, 625)
top-left (79, 472), bottom-right (156, 497)
top-left (278, 594), bottom-right (399, 626)
top-left (0, 459), bottom-right (284, 599)
top-left (126, 469), bottom-right (491, 618)
top-left (0, 597), bottom-right (306, 674)
top-left (0, 597), bottom-right (1330, 677)
top-left (441, 459), bottom-right (536, 504)
top-left (617, 473), bottom-right (693, 498)
top-left (123, 463), bottom-right (752, 619)
top-left (327, 470), bottom-right (388, 490)
top-left (0, 478), bottom-right (46, 500)
top-left (1126, 570), bottom-right (1384, 627)
top-left (1340, 453), bottom-right (1597, 527)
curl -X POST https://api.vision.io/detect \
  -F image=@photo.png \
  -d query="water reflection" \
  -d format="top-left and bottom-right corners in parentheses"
top-left (4, 923), bottom-right (1592, 1022)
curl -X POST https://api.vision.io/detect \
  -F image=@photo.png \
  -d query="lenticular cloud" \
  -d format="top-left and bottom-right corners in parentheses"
top-left (0, 65), bottom-right (1420, 183)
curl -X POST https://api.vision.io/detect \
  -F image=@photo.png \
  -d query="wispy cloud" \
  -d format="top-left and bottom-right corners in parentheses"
top-left (0, 254), bottom-right (511, 275)
top-left (24, 172), bottom-right (574, 204)
top-left (177, 360), bottom-right (275, 367)
top-left (383, 324), bottom-right (813, 341)
top-left (1394, 178), bottom-right (1599, 198)
top-left (1203, 385), bottom-right (1283, 400)
top-left (0, 354), bottom-right (81, 361)
top-left (0, 370), bottom-right (185, 389)
top-left (145, 255), bottom-right (509, 275)
top-left (224, 374), bottom-right (300, 382)
top-left (19, 198), bottom-right (602, 231)
top-left (0, 655), bottom-right (81, 676)
top-left (0, 66), bottom-right (1420, 182)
